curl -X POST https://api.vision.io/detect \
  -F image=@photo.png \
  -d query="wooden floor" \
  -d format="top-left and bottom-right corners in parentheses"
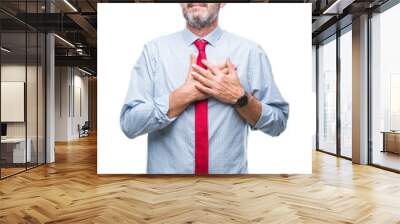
top-left (1, 163), bottom-right (45, 178)
top-left (1, 134), bottom-right (400, 223)
top-left (0, 167), bottom-right (26, 178)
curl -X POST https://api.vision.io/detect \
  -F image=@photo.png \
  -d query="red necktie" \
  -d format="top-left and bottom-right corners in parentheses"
top-left (194, 39), bottom-right (208, 174)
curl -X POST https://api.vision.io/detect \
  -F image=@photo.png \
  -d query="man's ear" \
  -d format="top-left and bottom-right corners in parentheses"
top-left (220, 3), bottom-right (226, 8)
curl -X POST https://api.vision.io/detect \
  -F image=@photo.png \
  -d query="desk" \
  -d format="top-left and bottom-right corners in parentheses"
top-left (381, 131), bottom-right (400, 154)
top-left (1, 138), bottom-right (31, 163)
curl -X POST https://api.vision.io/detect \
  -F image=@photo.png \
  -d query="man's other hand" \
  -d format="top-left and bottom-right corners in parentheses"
top-left (192, 58), bottom-right (244, 104)
top-left (179, 55), bottom-right (231, 103)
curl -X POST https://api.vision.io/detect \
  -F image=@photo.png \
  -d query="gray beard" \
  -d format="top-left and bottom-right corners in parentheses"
top-left (184, 11), bottom-right (218, 30)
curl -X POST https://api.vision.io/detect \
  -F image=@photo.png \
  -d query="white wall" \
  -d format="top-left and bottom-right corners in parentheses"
top-left (55, 66), bottom-right (67, 141)
top-left (98, 4), bottom-right (312, 174)
top-left (55, 66), bottom-right (89, 141)
top-left (74, 73), bottom-right (89, 133)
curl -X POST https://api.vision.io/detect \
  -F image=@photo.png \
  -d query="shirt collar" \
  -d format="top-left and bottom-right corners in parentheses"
top-left (182, 26), bottom-right (223, 47)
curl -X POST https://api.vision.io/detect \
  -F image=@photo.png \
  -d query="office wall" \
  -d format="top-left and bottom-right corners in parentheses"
top-left (55, 67), bottom-right (89, 141)
top-left (55, 66), bottom-right (69, 141)
top-left (1, 62), bottom-right (45, 168)
top-left (1, 64), bottom-right (42, 139)
top-left (72, 72), bottom-right (89, 138)
top-left (0, 3), bottom-right (48, 178)
top-left (1, 82), bottom-right (24, 122)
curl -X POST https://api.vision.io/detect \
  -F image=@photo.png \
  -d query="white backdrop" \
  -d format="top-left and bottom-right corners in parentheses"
top-left (98, 3), bottom-right (313, 174)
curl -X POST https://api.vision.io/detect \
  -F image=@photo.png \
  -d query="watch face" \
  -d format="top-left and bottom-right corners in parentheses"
top-left (237, 93), bottom-right (248, 107)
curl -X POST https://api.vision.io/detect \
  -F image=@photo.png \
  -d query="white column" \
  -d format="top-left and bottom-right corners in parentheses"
top-left (45, 1), bottom-right (55, 163)
top-left (352, 14), bottom-right (369, 164)
top-left (46, 33), bottom-right (55, 163)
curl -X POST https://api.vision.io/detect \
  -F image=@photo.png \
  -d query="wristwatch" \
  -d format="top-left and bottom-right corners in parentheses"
top-left (235, 91), bottom-right (249, 108)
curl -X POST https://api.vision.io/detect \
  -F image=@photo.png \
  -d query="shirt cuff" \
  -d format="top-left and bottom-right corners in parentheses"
top-left (251, 102), bottom-right (271, 130)
top-left (153, 94), bottom-right (177, 124)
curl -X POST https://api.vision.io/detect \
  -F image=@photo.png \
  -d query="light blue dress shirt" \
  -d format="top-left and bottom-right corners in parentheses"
top-left (120, 26), bottom-right (289, 174)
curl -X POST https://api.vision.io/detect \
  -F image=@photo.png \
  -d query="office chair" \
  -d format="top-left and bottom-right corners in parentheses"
top-left (79, 121), bottom-right (90, 138)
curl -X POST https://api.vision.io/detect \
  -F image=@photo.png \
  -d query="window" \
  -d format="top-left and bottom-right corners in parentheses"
top-left (370, 2), bottom-right (400, 170)
top-left (318, 36), bottom-right (337, 154)
top-left (339, 28), bottom-right (352, 158)
top-left (370, 3), bottom-right (400, 171)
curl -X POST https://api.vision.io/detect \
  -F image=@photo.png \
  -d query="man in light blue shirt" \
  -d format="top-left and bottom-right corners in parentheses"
top-left (120, 3), bottom-right (289, 174)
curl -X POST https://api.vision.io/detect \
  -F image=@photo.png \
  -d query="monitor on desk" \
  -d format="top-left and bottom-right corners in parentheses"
top-left (1, 123), bottom-right (7, 138)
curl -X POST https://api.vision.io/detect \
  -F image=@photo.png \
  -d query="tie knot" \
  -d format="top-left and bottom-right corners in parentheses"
top-left (194, 39), bottom-right (208, 51)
